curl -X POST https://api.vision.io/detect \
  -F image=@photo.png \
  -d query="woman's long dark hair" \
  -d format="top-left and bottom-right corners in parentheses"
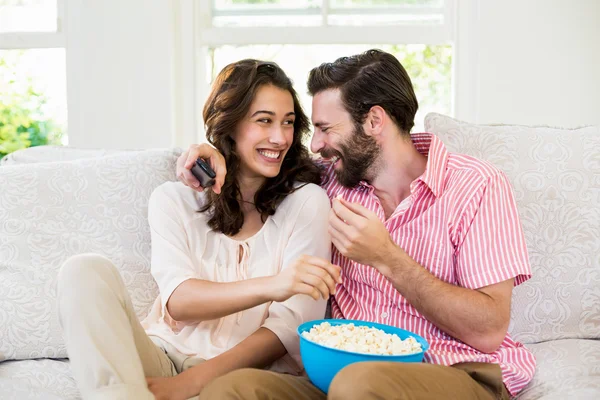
top-left (200, 59), bottom-right (321, 236)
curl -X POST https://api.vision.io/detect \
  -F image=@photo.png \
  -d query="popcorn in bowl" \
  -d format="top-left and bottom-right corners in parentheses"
top-left (301, 321), bottom-right (422, 356)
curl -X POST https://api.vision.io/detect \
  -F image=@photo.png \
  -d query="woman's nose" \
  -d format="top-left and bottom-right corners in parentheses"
top-left (269, 126), bottom-right (286, 145)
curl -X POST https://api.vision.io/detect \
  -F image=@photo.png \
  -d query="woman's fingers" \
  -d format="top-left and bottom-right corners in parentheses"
top-left (294, 283), bottom-right (321, 301)
top-left (300, 255), bottom-right (342, 284)
top-left (299, 271), bottom-right (332, 299)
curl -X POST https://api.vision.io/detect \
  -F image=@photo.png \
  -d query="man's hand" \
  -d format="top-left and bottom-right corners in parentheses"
top-left (270, 255), bottom-right (342, 302)
top-left (176, 144), bottom-right (227, 194)
top-left (329, 198), bottom-right (397, 269)
top-left (146, 374), bottom-right (200, 400)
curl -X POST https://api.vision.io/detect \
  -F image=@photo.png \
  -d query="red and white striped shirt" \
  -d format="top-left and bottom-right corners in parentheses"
top-left (322, 133), bottom-right (536, 396)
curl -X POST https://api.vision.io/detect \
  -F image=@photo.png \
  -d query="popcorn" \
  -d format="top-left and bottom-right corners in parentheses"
top-left (301, 322), bottom-right (422, 356)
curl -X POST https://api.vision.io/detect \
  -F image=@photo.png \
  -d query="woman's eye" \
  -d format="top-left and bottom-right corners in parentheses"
top-left (258, 118), bottom-right (271, 123)
top-left (284, 120), bottom-right (294, 125)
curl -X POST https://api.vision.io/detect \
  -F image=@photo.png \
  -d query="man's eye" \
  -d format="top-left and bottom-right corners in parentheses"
top-left (321, 127), bottom-right (329, 133)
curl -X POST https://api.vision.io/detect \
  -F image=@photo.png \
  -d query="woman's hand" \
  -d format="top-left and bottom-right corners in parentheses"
top-left (176, 144), bottom-right (227, 194)
top-left (146, 374), bottom-right (200, 400)
top-left (270, 255), bottom-right (342, 302)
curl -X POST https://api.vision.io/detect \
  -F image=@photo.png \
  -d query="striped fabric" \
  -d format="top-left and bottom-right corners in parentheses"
top-left (322, 133), bottom-right (536, 396)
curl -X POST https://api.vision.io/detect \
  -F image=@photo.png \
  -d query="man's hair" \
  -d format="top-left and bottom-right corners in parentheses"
top-left (307, 49), bottom-right (418, 134)
top-left (201, 59), bottom-right (321, 236)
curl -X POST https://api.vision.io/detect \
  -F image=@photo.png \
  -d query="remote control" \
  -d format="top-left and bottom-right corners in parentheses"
top-left (190, 158), bottom-right (216, 188)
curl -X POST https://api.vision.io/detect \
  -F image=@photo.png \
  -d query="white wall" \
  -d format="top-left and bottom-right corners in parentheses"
top-left (65, 0), bottom-right (176, 148)
top-left (473, 0), bottom-right (600, 127)
top-left (63, 1), bottom-right (599, 149)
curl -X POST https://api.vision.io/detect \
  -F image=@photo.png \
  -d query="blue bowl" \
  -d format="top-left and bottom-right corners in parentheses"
top-left (298, 319), bottom-right (429, 394)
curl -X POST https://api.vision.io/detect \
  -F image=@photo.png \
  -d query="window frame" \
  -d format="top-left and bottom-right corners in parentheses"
top-left (0, 0), bottom-right (66, 48)
top-left (179, 0), bottom-right (463, 144)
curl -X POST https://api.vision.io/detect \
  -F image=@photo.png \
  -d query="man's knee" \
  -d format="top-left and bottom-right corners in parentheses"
top-left (200, 369), bottom-right (278, 400)
top-left (329, 362), bottom-right (383, 400)
top-left (329, 362), bottom-right (423, 400)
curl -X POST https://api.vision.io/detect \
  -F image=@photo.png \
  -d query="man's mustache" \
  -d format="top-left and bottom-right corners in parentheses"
top-left (320, 148), bottom-right (343, 160)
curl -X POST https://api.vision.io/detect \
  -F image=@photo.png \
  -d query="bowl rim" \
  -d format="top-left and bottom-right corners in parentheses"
top-left (297, 319), bottom-right (430, 358)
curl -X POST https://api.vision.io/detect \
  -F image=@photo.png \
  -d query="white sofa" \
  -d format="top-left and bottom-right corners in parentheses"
top-left (0, 113), bottom-right (598, 399)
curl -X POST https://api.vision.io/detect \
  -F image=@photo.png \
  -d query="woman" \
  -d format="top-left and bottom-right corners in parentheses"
top-left (57, 60), bottom-right (340, 400)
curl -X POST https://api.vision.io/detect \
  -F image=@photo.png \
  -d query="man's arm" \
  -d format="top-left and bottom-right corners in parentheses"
top-left (329, 197), bottom-right (516, 354)
top-left (375, 246), bottom-right (513, 353)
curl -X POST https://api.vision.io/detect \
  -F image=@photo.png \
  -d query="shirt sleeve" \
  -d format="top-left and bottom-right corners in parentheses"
top-left (147, 184), bottom-right (198, 329)
top-left (261, 185), bottom-right (332, 372)
top-left (455, 171), bottom-right (532, 289)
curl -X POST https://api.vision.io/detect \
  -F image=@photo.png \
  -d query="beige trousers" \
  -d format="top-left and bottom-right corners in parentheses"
top-left (199, 361), bottom-right (510, 400)
top-left (57, 253), bottom-right (203, 400)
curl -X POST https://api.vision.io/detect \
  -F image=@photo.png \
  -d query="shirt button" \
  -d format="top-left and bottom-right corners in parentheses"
top-left (381, 312), bottom-right (388, 319)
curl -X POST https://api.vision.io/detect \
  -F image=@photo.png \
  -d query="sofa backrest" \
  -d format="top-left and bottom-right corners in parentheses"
top-left (0, 148), bottom-right (180, 361)
top-left (425, 113), bottom-right (600, 344)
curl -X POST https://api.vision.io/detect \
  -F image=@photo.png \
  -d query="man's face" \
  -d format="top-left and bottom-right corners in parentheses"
top-left (311, 89), bottom-right (380, 188)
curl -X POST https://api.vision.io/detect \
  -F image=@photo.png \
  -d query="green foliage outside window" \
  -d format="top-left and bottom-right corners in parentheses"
top-left (0, 51), bottom-right (63, 159)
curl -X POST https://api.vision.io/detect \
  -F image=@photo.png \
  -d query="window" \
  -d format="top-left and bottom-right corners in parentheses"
top-left (192, 0), bottom-right (455, 138)
top-left (0, 0), bottom-right (67, 159)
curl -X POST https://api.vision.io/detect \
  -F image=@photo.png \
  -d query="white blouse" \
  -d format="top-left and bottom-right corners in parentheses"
top-left (141, 181), bottom-right (331, 374)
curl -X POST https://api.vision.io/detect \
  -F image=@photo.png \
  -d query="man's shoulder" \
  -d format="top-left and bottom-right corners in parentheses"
top-left (445, 152), bottom-right (506, 186)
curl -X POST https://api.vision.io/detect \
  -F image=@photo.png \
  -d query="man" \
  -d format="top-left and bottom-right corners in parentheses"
top-left (177, 50), bottom-right (535, 399)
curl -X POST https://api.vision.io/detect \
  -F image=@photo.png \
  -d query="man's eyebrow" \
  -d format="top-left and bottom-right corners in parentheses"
top-left (313, 121), bottom-right (328, 128)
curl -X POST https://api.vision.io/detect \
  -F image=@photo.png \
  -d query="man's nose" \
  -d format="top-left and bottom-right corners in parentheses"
top-left (310, 130), bottom-right (325, 154)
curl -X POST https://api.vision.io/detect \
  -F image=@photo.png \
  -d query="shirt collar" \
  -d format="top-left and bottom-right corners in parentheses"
top-left (410, 132), bottom-right (449, 198)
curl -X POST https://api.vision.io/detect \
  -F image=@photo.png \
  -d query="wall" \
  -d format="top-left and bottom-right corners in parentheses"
top-left (63, 1), bottom-right (600, 149)
top-left (65, 0), bottom-right (176, 148)
top-left (474, 0), bottom-right (600, 127)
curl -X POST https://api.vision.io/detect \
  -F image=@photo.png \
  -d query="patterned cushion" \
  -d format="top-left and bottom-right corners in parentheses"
top-left (0, 149), bottom-right (180, 361)
top-left (516, 339), bottom-right (600, 400)
top-left (425, 113), bottom-right (600, 344)
top-left (0, 145), bottom-right (139, 166)
top-left (0, 359), bottom-right (79, 400)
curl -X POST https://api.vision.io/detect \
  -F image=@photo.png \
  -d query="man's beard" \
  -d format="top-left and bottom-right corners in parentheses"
top-left (323, 123), bottom-right (381, 188)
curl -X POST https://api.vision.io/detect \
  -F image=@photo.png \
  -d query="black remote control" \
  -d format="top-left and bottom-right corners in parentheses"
top-left (190, 158), bottom-right (216, 188)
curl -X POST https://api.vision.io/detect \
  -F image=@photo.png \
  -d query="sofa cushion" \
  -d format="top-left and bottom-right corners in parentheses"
top-left (515, 339), bottom-right (600, 400)
top-left (0, 145), bottom-right (139, 166)
top-left (425, 113), bottom-right (600, 344)
top-left (0, 149), bottom-right (180, 361)
top-left (0, 359), bottom-right (79, 400)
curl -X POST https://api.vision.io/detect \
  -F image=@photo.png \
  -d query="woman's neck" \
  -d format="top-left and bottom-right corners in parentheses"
top-left (237, 173), bottom-right (266, 212)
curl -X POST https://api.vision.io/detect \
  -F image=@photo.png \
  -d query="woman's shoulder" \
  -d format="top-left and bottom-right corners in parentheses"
top-left (149, 181), bottom-right (208, 218)
top-left (277, 183), bottom-right (331, 213)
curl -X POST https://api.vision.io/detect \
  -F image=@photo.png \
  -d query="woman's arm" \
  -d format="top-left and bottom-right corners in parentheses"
top-left (147, 327), bottom-right (287, 399)
top-left (167, 255), bottom-right (340, 322)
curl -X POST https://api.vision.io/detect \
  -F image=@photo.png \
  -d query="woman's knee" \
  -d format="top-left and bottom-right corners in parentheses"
top-left (58, 253), bottom-right (118, 296)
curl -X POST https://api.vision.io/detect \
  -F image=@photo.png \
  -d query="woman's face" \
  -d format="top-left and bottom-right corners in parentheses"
top-left (233, 84), bottom-right (295, 182)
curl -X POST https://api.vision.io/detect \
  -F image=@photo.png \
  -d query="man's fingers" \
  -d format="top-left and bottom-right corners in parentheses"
top-left (337, 198), bottom-right (375, 219)
top-left (329, 209), bottom-right (352, 234)
top-left (211, 155), bottom-right (226, 195)
top-left (332, 198), bottom-right (364, 227)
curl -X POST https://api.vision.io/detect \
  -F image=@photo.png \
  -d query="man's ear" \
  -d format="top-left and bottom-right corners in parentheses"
top-left (364, 105), bottom-right (386, 137)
